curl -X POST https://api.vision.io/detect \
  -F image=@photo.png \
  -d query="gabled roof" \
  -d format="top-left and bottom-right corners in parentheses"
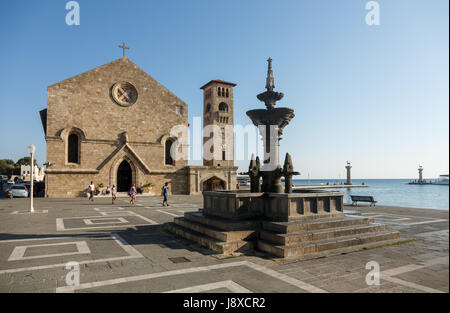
top-left (48, 57), bottom-right (135, 88)
top-left (46, 56), bottom-right (188, 109)
top-left (96, 141), bottom-right (151, 174)
top-left (200, 79), bottom-right (237, 90)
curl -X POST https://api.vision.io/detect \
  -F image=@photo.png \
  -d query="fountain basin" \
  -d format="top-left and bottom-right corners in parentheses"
top-left (246, 107), bottom-right (295, 128)
top-left (203, 190), bottom-right (344, 222)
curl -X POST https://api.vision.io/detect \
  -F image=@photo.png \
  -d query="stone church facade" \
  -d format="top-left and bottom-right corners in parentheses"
top-left (40, 56), bottom-right (237, 197)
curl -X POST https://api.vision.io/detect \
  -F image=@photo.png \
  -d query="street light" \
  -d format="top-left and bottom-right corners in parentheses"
top-left (28, 144), bottom-right (35, 213)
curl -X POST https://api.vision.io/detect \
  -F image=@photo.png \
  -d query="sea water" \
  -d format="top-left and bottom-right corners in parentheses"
top-left (292, 179), bottom-right (449, 211)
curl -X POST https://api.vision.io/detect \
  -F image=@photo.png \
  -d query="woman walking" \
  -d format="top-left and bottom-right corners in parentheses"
top-left (111, 184), bottom-right (117, 204)
top-left (129, 184), bottom-right (137, 205)
top-left (162, 182), bottom-right (169, 206)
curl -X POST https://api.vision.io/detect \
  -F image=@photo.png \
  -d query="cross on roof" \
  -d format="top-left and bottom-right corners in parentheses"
top-left (119, 42), bottom-right (130, 57)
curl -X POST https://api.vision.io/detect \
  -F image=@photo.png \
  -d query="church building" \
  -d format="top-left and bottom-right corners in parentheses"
top-left (39, 48), bottom-right (237, 197)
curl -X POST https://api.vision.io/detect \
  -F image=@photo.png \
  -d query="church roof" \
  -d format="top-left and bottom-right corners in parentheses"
top-left (200, 80), bottom-right (237, 90)
top-left (46, 56), bottom-right (188, 109)
top-left (48, 57), bottom-right (134, 88)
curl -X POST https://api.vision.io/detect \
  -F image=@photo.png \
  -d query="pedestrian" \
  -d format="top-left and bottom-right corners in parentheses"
top-left (111, 184), bottom-right (117, 204)
top-left (162, 182), bottom-right (169, 206)
top-left (88, 181), bottom-right (95, 202)
top-left (129, 184), bottom-right (137, 205)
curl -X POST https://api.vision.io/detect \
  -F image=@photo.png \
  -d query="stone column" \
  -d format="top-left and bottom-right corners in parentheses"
top-left (345, 162), bottom-right (352, 185)
top-left (260, 125), bottom-right (280, 172)
top-left (418, 166), bottom-right (423, 183)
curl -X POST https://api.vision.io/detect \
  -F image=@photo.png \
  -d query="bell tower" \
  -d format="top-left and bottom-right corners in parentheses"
top-left (200, 80), bottom-right (236, 167)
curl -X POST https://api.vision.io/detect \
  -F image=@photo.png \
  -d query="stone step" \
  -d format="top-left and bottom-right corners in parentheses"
top-left (287, 212), bottom-right (346, 222)
top-left (184, 212), bottom-right (260, 231)
top-left (260, 223), bottom-right (387, 245)
top-left (163, 222), bottom-right (255, 255)
top-left (267, 237), bottom-right (404, 263)
top-left (173, 217), bottom-right (256, 242)
top-left (257, 230), bottom-right (400, 258)
top-left (262, 215), bottom-right (373, 234)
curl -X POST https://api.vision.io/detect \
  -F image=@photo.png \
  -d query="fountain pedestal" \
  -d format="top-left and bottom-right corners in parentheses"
top-left (202, 190), bottom-right (345, 222)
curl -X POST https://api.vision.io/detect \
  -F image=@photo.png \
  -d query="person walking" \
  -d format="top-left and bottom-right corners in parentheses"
top-left (88, 181), bottom-right (95, 202)
top-left (162, 182), bottom-right (169, 206)
top-left (129, 184), bottom-right (137, 205)
top-left (111, 184), bottom-right (117, 204)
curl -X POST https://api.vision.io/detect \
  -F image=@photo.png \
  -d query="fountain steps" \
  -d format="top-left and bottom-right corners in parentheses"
top-left (164, 211), bottom-right (400, 259)
top-left (261, 215), bottom-right (373, 234)
top-left (257, 230), bottom-right (401, 259)
top-left (183, 211), bottom-right (261, 231)
top-left (259, 223), bottom-right (388, 245)
top-left (173, 217), bottom-right (256, 242)
top-left (163, 222), bottom-right (255, 255)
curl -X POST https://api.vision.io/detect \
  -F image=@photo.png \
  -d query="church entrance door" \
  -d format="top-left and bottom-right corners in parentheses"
top-left (117, 160), bottom-right (132, 192)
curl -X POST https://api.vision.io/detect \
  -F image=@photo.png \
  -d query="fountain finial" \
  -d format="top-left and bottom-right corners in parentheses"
top-left (257, 58), bottom-right (283, 109)
top-left (265, 57), bottom-right (275, 91)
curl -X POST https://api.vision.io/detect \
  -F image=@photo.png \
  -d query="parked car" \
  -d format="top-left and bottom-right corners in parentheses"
top-left (20, 183), bottom-right (31, 197)
top-left (20, 183), bottom-right (38, 197)
top-left (8, 185), bottom-right (29, 198)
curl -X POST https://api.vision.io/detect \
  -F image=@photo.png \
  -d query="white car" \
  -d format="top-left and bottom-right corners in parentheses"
top-left (9, 185), bottom-right (29, 198)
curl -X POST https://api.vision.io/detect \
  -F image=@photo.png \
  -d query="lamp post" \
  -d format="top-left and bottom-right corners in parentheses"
top-left (28, 144), bottom-right (35, 213)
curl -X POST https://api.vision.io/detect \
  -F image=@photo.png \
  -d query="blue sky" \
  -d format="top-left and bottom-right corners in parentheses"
top-left (0, 0), bottom-right (448, 179)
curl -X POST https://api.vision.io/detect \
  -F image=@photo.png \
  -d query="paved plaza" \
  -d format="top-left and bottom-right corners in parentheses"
top-left (0, 195), bottom-right (448, 293)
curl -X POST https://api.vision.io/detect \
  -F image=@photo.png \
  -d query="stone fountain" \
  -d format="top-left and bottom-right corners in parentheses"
top-left (245, 57), bottom-right (298, 194)
top-left (165, 59), bottom-right (400, 259)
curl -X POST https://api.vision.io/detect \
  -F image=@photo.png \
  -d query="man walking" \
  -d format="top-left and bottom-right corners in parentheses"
top-left (162, 182), bottom-right (169, 206)
top-left (88, 181), bottom-right (95, 202)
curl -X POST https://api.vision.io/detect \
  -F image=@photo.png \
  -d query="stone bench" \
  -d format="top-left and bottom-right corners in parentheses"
top-left (350, 195), bottom-right (377, 206)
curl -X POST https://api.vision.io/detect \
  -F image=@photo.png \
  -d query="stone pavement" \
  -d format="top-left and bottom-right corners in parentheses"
top-left (0, 195), bottom-right (448, 293)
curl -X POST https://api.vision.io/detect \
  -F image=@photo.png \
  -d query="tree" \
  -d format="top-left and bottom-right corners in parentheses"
top-left (16, 157), bottom-right (38, 166)
top-left (0, 157), bottom-right (40, 176)
top-left (0, 159), bottom-right (17, 176)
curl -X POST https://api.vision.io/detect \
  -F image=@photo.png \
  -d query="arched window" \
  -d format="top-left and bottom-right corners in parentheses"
top-left (165, 139), bottom-right (174, 165)
top-left (206, 103), bottom-right (211, 113)
top-left (217, 87), bottom-right (220, 96)
top-left (226, 89), bottom-right (229, 97)
top-left (219, 102), bottom-right (228, 112)
top-left (68, 133), bottom-right (79, 163)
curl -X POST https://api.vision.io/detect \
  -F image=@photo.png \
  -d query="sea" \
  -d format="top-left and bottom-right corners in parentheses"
top-left (292, 179), bottom-right (449, 211)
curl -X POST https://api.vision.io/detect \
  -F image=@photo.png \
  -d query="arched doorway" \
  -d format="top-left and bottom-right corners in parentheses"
top-left (202, 176), bottom-right (226, 191)
top-left (117, 160), bottom-right (132, 192)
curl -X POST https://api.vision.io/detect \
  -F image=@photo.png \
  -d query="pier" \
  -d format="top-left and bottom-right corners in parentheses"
top-left (293, 184), bottom-right (369, 190)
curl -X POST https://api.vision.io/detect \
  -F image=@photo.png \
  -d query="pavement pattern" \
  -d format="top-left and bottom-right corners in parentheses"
top-left (0, 195), bottom-right (448, 293)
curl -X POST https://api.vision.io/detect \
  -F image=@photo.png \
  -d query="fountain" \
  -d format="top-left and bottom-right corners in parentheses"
top-left (245, 57), bottom-right (298, 193)
top-left (164, 59), bottom-right (400, 259)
